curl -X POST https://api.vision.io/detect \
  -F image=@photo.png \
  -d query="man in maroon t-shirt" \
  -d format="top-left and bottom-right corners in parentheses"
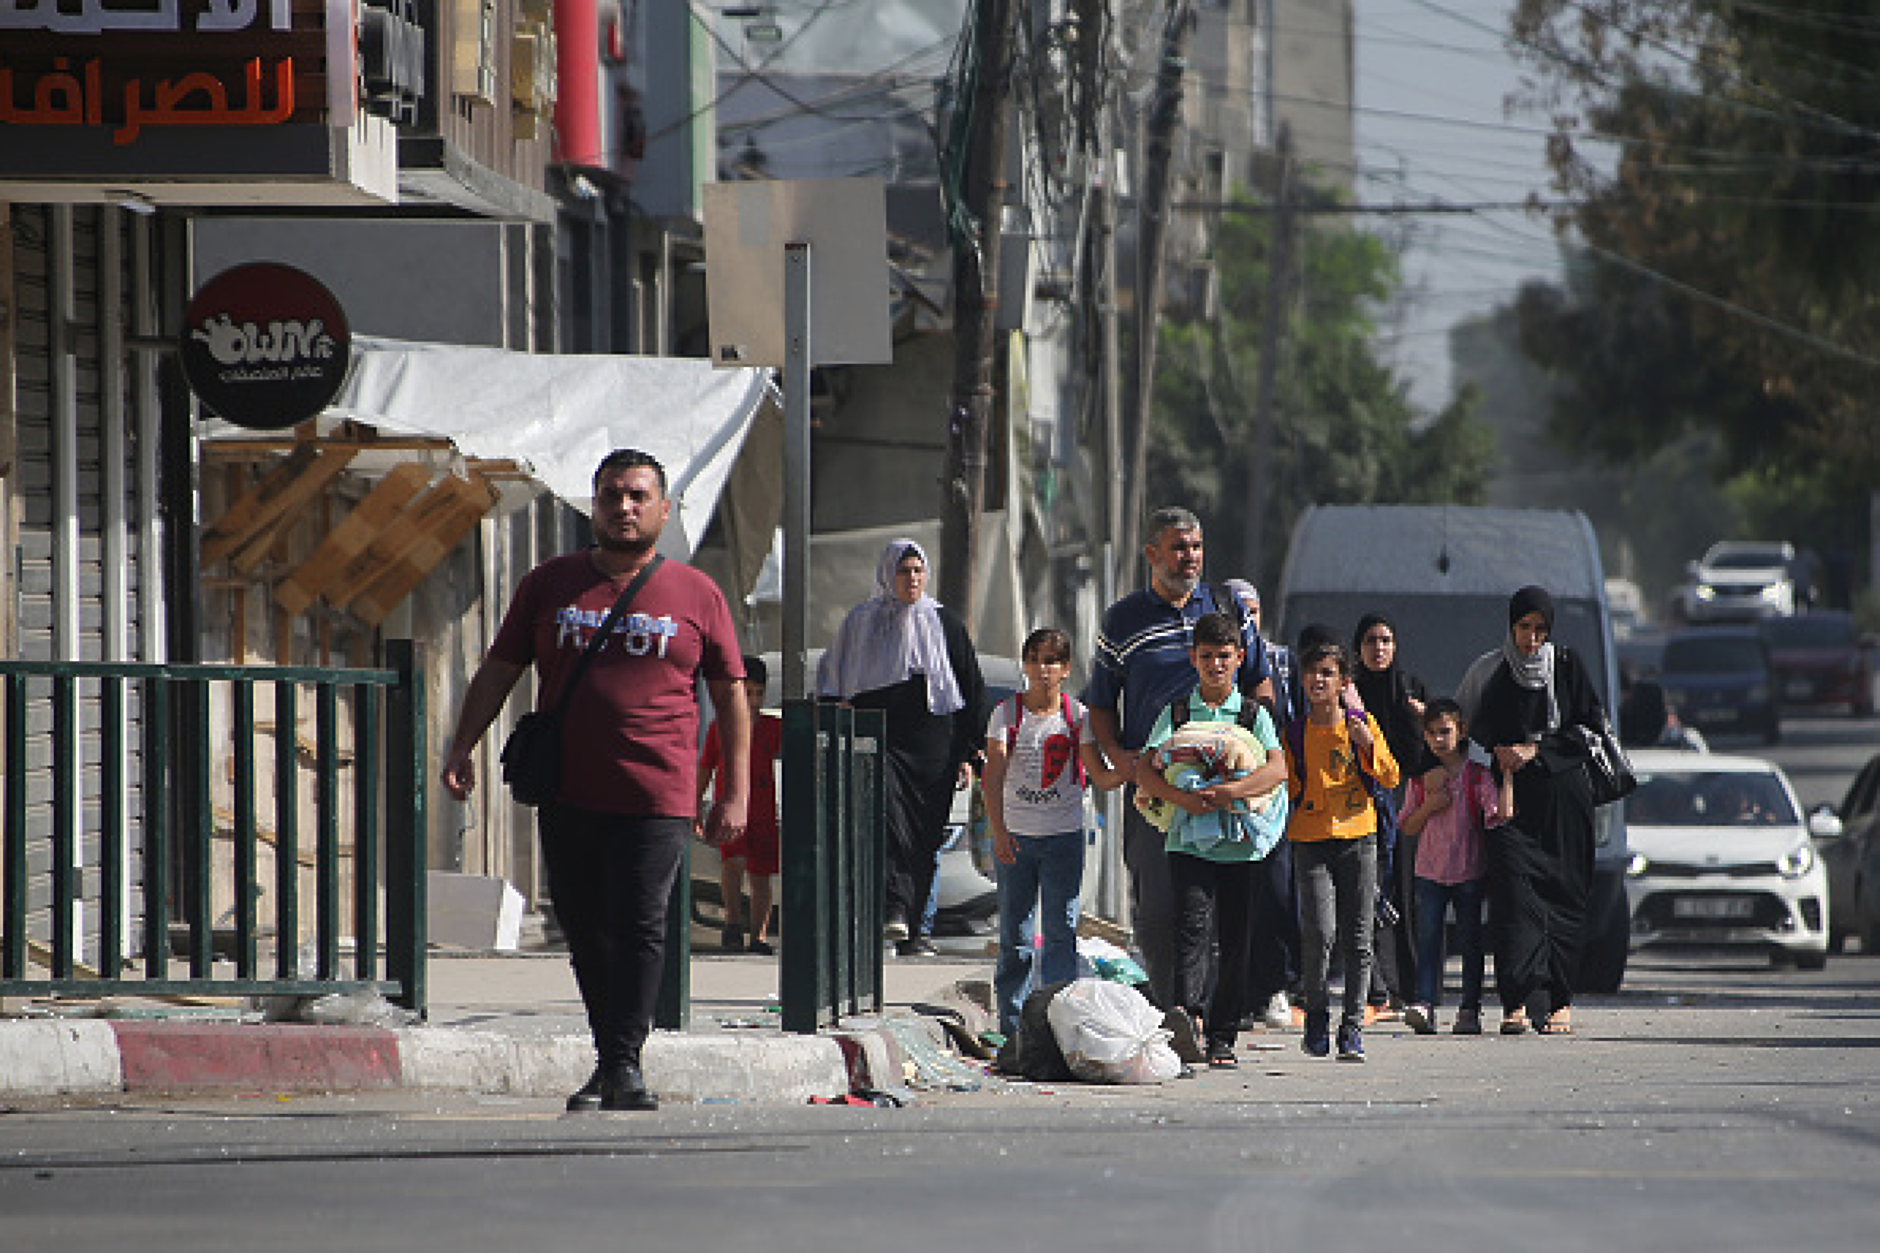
top-left (441, 449), bottom-right (750, 1112)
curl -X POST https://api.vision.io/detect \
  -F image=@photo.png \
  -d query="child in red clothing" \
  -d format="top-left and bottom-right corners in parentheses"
top-left (697, 656), bottom-right (783, 954)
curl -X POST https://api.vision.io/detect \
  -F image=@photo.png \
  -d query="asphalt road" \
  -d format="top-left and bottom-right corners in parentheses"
top-left (2, 716), bottom-right (1875, 1252)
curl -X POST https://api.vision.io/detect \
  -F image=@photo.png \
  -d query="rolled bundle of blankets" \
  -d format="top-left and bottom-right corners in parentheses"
top-left (1133, 721), bottom-right (1289, 858)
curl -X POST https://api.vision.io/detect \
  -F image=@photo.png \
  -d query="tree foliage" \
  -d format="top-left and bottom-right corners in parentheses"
top-left (1147, 191), bottom-right (1493, 588)
top-left (1508, 0), bottom-right (1880, 488)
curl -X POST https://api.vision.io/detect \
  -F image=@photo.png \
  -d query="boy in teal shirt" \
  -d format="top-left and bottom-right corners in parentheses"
top-left (1135, 612), bottom-right (1289, 1067)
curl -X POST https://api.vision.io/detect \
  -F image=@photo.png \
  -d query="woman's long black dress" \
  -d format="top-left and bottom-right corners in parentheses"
top-left (1469, 646), bottom-right (1602, 1018)
top-left (848, 607), bottom-right (987, 934)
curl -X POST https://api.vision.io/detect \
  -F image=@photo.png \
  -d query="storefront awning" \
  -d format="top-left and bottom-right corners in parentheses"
top-left (325, 336), bottom-right (777, 558)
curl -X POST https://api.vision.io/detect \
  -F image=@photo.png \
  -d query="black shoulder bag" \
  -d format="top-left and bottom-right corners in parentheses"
top-left (500, 554), bottom-right (664, 806)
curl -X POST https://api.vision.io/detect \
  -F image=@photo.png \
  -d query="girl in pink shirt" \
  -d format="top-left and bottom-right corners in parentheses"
top-left (1399, 698), bottom-right (1513, 1035)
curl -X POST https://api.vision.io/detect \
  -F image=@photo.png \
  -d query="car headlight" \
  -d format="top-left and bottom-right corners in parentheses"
top-left (1760, 584), bottom-right (1784, 604)
top-left (1694, 584), bottom-right (1717, 602)
top-left (1626, 852), bottom-right (1650, 878)
top-left (1779, 844), bottom-right (1816, 879)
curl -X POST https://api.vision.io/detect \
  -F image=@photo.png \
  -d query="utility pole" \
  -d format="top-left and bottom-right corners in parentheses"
top-left (1119, 0), bottom-right (1195, 570)
top-left (1244, 122), bottom-right (1295, 587)
top-left (939, 0), bottom-right (1019, 619)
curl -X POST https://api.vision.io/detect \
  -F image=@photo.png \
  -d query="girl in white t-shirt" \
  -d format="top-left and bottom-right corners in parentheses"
top-left (982, 627), bottom-right (1125, 1038)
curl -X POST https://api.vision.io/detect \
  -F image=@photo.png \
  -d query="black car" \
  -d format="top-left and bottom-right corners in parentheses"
top-left (1658, 627), bottom-right (1780, 744)
top-left (1822, 752), bottom-right (1880, 954)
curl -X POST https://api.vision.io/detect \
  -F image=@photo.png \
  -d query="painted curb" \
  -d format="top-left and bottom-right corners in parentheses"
top-left (111, 1022), bottom-right (402, 1093)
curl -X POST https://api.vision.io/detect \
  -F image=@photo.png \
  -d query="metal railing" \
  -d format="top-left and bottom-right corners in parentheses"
top-left (778, 700), bottom-right (886, 1033)
top-left (1, 640), bottom-right (427, 1012)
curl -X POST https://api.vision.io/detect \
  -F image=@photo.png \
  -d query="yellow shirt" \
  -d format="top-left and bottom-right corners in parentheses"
top-left (1284, 714), bottom-right (1400, 843)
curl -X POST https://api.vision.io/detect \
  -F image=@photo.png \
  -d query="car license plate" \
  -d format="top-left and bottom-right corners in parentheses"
top-left (1673, 896), bottom-right (1754, 920)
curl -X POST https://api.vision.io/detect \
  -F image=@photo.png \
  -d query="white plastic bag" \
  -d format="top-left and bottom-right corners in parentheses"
top-left (1046, 978), bottom-right (1183, 1084)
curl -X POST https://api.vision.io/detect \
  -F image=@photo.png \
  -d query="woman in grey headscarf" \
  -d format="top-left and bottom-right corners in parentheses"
top-left (1465, 585), bottom-right (1605, 1035)
top-left (818, 539), bottom-right (987, 954)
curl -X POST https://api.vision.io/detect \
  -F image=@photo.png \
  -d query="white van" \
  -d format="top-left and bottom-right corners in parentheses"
top-left (1275, 505), bottom-right (1631, 992)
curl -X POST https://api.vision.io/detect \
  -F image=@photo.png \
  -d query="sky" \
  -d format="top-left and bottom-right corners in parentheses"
top-left (1348, 0), bottom-right (1570, 409)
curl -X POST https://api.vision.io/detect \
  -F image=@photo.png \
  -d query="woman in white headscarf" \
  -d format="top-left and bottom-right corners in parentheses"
top-left (818, 539), bottom-right (987, 954)
top-left (1464, 585), bottom-right (1605, 1036)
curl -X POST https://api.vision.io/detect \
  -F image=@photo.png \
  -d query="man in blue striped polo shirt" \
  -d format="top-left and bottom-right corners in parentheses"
top-left (1084, 506), bottom-right (1273, 1012)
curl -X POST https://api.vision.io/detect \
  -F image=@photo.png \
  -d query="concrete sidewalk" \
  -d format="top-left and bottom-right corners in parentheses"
top-left (0, 944), bottom-right (1000, 1106)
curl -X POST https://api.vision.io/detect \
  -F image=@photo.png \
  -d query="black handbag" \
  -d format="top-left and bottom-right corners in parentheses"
top-left (1577, 713), bottom-right (1637, 807)
top-left (500, 554), bottom-right (663, 806)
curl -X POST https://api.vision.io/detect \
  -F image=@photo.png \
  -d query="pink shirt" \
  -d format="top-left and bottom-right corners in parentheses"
top-left (1405, 757), bottom-right (1502, 886)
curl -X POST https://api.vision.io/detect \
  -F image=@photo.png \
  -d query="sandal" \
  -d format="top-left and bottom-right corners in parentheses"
top-left (1500, 1009), bottom-right (1529, 1035)
top-left (1538, 1008), bottom-right (1573, 1035)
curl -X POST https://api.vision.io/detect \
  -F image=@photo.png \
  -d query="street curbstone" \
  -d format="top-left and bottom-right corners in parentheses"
top-left (641, 1031), bottom-right (851, 1104)
top-left (111, 1022), bottom-right (402, 1093)
top-left (0, 1020), bottom-right (123, 1097)
top-left (396, 1027), bottom-right (590, 1098)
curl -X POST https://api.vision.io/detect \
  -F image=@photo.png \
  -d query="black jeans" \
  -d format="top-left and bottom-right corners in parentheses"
top-left (1169, 853), bottom-right (1259, 1047)
top-left (538, 806), bottom-right (690, 1068)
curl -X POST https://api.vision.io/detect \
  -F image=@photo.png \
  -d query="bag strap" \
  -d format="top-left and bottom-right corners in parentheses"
top-left (542, 553), bottom-right (665, 714)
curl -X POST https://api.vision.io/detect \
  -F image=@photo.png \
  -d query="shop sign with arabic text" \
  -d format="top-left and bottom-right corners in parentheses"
top-left (0, 0), bottom-right (333, 150)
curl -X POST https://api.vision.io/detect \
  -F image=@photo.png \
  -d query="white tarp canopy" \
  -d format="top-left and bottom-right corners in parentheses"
top-left (327, 335), bottom-right (775, 557)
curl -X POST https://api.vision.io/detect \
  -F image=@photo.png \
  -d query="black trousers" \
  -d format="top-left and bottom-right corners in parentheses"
top-left (539, 806), bottom-right (690, 1068)
top-left (1170, 852), bottom-right (1259, 1048)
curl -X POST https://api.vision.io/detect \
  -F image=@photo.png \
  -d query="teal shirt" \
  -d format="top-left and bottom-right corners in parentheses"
top-left (1142, 688), bottom-right (1283, 863)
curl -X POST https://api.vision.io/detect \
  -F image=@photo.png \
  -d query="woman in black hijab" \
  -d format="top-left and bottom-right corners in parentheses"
top-left (1351, 612), bottom-right (1430, 1016)
top-left (1466, 586), bottom-right (1605, 1034)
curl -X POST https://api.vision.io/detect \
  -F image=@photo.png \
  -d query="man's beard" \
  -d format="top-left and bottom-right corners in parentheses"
top-left (1160, 570), bottom-right (1200, 599)
top-left (596, 530), bottom-right (656, 555)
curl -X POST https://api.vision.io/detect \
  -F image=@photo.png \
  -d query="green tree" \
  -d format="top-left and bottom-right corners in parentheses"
top-left (1147, 189), bottom-right (1493, 588)
top-left (1507, 0), bottom-right (1880, 488)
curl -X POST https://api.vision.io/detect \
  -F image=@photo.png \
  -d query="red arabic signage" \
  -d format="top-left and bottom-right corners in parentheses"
top-left (181, 262), bottom-right (352, 431)
top-left (0, 0), bottom-right (328, 146)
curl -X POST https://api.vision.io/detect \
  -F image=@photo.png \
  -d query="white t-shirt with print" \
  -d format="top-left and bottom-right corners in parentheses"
top-left (985, 694), bottom-right (1089, 837)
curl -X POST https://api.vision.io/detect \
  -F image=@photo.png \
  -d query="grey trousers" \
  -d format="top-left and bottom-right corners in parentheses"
top-left (1294, 834), bottom-right (1378, 1030)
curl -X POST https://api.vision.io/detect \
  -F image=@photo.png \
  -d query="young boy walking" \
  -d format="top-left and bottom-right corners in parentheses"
top-left (1284, 641), bottom-right (1400, 1062)
top-left (1398, 698), bottom-right (1512, 1036)
top-left (983, 628), bottom-right (1122, 1038)
top-left (1135, 612), bottom-right (1289, 1067)
top-left (696, 656), bottom-right (783, 954)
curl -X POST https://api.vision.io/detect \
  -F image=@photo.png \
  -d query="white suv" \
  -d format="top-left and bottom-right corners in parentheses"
top-left (1677, 540), bottom-right (1796, 623)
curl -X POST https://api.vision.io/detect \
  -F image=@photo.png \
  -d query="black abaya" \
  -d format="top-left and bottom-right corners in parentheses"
top-left (1471, 646), bottom-right (1602, 1018)
top-left (848, 607), bottom-right (987, 931)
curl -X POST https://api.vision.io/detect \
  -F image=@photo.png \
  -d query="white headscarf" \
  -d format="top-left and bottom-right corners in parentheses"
top-left (816, 539), bottom-right (966, 715)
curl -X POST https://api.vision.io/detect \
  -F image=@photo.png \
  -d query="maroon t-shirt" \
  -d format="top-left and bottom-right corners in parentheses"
top-left (489, 551), bottom-right (745, 816)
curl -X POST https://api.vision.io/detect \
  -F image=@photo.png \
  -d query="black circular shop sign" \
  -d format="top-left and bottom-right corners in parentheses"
top-left (180, 263), bottom-right (351, 431)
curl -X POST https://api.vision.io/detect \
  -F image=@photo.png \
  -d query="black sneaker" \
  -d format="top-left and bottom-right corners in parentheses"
top-left (1336, 1023), bottom-right (1366, 1063)
top-left (600, 1062), bottom-right (658, 1112)
top-left (721, 923), bottom-right (745, 952)
top-left (565, 1065), bottom-right (604, 1112)
top-left (1302, 1010), bottom-right (1331, 1058)
top-left (747, 937), bottom-right (774, 956)
top-left (896, 937), bottom-right (938, 957)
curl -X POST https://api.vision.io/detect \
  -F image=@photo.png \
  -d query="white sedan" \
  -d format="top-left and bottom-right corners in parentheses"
top-left (1624, 749), bottom-right (1833, 969)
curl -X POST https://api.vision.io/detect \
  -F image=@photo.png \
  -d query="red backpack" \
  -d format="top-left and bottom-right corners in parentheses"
top-left (1002, 692), bottom-right (1086, 787)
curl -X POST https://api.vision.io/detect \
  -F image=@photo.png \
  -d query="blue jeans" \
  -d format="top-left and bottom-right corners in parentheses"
top-left (993, 830), bottom-right (1085, 1036)
top-left (1413, 876), bottom-right (1486, 1011)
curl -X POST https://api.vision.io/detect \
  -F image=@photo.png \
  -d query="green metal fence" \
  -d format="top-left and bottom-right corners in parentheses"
top-left (0, 640), bottom-right (426, 1012)
top-left (779, 700), bottom-right (887, 1033)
